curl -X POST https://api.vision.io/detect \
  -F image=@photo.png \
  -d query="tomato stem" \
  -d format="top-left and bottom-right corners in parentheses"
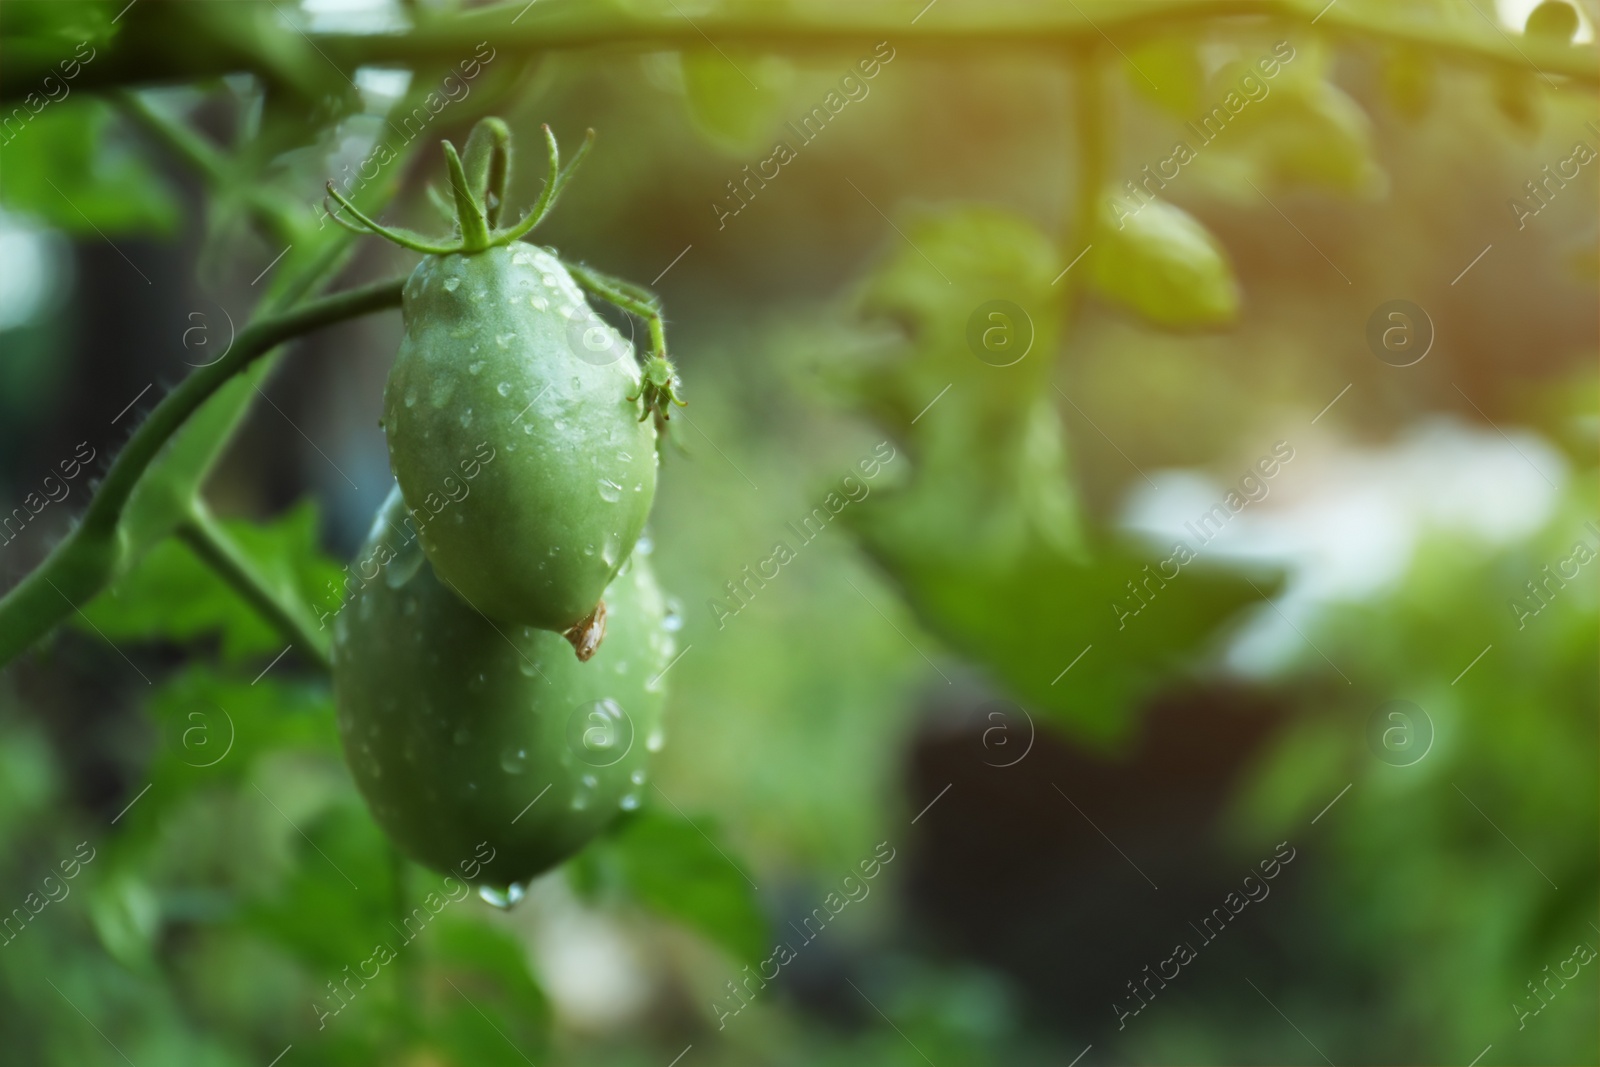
top-left (0, 277), bottom-right (406, 670)
top-left (177, 501), bottom-right (333, 672)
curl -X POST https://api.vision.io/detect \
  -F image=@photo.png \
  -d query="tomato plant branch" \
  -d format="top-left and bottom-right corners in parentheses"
top-left (0, 276), bottom-right (405, 669)
top-left (1064, 46), bottom-right (1108, 312)
top-left (6, 0), bottom-right (1592, 103)
top-left (176, 501), bottom-right (332, 672)
top-left (115, 89), bottom-right (303, 248)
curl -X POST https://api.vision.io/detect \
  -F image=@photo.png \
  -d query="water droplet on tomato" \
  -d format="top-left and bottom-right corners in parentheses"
top-left (443, 277), bottom-right (460, 292)
top-left (619, 794), bottom-right (640, 811)
top-left (663, 598), bottom-right (684, 632)
top-left (499, 747), bottom-right (528, 774)
top-left (477, 883), bottom-right (525, 910)
top-left (497, 381), bottom-right (511, 397)
top-left (646, 728), bottom-right (665, 752)
top-left (598, 479), bottom-right (623, 503)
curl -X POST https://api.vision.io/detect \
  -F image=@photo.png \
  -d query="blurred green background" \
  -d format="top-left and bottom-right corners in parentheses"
top-left (0, 0), bottom-right (1595, 1063)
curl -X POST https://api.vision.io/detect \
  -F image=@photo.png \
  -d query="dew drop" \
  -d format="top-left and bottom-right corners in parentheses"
top-left (468, 361), bottom-right (484, 375)
top-left (512, 249), bottom-right (534, 266)
top-left (530, 295), bottom-right (548, 311)
top-left (620, 793), bottom-right (641, 811)
top-left (403, 389), bottom-right (417, 408)
top-left (523, 423), bottom-right (534, 435)
top-left (616, 450), bottom-right (632, 463)
top-left (581, 774), bottom-right (598, 789)
top-left (443, 276), bottom-right (460, 292)
top-left (499, 747), bottom-right (528, 774)
top-left (663, 597), bottom-right (684, 633)
top-left (459, 410), bottom-right (473, 428)
top-left (598, 478), bottom-right (623, 503)
top-left (497, 381), bottom-right (512, 397)
top-left (570, 794), bottom-right (590, 811)
top-left (518, 659), bottom-right (539, 677)
top-left (635, 534), bottom-right (654, 556)
top-left (477, 883), bottom-right (526, 910)
top-left (630, 768), bottom-right (647, 785)
top-left (646, 728), bottom-right (666, 752)
top-left (496, 333), bottom-right (516, 348)
top-left (570, 376), bottom-right (582, 389)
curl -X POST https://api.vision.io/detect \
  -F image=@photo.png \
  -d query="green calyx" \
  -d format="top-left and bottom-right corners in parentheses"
top-left (323, 118), bottom-right (595, 255)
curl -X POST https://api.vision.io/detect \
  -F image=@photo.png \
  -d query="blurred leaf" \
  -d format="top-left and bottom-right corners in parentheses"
top-left (828, 206), bottom-right (1265, 742)
top-left (80, 498), bottom-right (341, 662)
top-left (1380, 45), bottom-right (1436, 122)
top-left (243, 801), bottom-right (395, 973)
top-left (1525, 1), bottom-right (1580, 41)
top-left (1207, 75), bottom-right (1387, 196)
top-left (680, 49), bottom-right (797, 155)
top-left (0, 0), bottom-right (119, 66)
top-left (1090, 195), bottom-right (1240, 328)
top-left (428, 910), bottom-right (550, 1053)
top-left (848, 206), bottom-right (1086, 565)
top-left (1124, 37), bottom-right (1204, 117)
top-left (1493, 67), bottom-right (1542, 138)
top-left (879, 541), bottom-right (1270, 744)
top-left (592, 809), bottom-right (767, 962)
top-left (86, 872), bottom-right (161, 971)
top-left (97, 667), bottom-right (338, 885)
top-left (0, 99), bottom-right (177, 234)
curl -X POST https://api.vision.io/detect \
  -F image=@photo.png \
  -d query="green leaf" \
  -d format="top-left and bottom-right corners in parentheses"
top-left (0, 99), bottom-right (177, 235)
top-left (0, 0), bottom-right (120, 66)
top-left (596, 809), bottom-right (767, 962)
top-left (80, 498), bottom-right (342, 662)
top-left (680, 49), bottom-right (797, 155)
top-left (103, 667), bottom-right (338, 855)
top-left (1091, 195), bottom-right (1240, 329)
top-left (896, 541), bottom-right (1271, 745)
top-left (1526, 1), bottom-right (1580, 41)
top-left (1380, 45), bottom-right (1436, 123)
top-left (830, 206), bottom-right (1267, 743)
top-left (429, 913), bottom-right (549, 1021)
top-left (1124, 37), bottom-right (1204, 117)
top-left (1221, 79), bottom-right (1387, 195)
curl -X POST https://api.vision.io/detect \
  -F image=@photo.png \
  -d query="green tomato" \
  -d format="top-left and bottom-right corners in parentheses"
top-left (332, 486), bottom-right (672, 893)
top-left (383, 244), bottom-right (658, 635)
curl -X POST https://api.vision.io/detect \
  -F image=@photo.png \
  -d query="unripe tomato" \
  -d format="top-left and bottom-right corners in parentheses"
top-left (383, 245), bottom-right (658, 635)
top-left (332, 487), bottom-right (671, 892)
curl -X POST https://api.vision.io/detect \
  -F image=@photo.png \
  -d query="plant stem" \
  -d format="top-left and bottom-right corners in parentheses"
top-left (0, 276), bottom-right (405, 670)
top-left (176, 501), bottom-right (332, 672)
top-left (115, 89), bottom-right (302, 246)
top-left (8, 0), bottom-right (1592, 101)
top-left (1064, 46), bottom-right (1108, 310)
